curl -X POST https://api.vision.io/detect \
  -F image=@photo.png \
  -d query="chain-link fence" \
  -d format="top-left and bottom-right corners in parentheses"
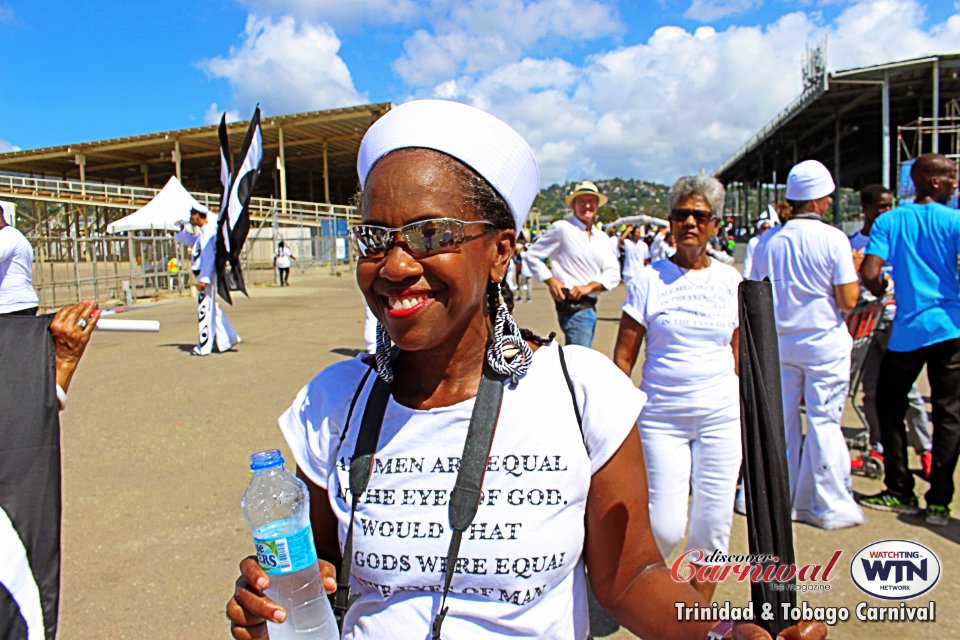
top-left (29, 219), bottom-right (355, 310)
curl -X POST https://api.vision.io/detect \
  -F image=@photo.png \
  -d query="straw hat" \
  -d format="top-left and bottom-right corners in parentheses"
top-left (564, 180), bottom-right (608, 209)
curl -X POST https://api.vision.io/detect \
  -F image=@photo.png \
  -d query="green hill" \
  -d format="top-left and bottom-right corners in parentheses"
top-left (534, 178), bottom-right (670, 223)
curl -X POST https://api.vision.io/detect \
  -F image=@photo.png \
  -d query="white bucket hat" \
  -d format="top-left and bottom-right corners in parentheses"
top-left (785, 160), bottom-right (835, 201)
top-left (357, 99), bottom-right (540, 232)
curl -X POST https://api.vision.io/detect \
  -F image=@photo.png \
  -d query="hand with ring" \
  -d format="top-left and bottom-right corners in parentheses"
top-left (50, 300), bottom-right (101, 394)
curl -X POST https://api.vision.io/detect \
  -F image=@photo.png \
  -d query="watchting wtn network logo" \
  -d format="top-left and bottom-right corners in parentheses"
top-left (850, 540), bottom-right (940, 600)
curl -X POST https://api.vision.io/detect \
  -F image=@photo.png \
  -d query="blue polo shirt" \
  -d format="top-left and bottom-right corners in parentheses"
top-left (866, 202), bottom-right (960, 351)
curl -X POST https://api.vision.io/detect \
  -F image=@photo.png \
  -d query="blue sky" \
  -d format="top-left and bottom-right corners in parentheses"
top-left (0, 0), bottom-right (957, 184)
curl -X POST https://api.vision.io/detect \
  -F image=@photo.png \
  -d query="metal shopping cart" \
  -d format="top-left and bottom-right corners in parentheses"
top-left (845, 301), bottom-right (888, 479)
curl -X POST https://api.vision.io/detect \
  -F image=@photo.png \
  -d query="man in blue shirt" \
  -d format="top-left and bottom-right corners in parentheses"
top-left (858, 153), bottom-right (960, 526)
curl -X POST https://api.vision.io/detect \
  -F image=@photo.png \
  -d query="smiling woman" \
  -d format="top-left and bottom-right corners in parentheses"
top-left (225, 100), bottom-right (825, 640)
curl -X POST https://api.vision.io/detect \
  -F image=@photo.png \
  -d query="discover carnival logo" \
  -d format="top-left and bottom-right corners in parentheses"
top-left (850, 540), bottom-right (941, 600)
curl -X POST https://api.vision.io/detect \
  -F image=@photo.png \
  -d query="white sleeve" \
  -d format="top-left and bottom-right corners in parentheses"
top-left (621, 270), bottom-right (650, 327)
top-left (522, 225), bottom-right (562, 282)
top-left (741, 240), bottom-right (754, 278)
top-left (197, 234), bottom-right (216, 284)
top-left (175, 227), bottom-right (198, 247)
top-left (597, 237), bottom-right (621, 290)
top-left (831, 232), bottom-right (859, 285)
top-left (277, 360), bottom-right (367, 490)
top-left (562, 346), bottom-right (647, 475)
top-left (0, 232), bottom-right (15, 263)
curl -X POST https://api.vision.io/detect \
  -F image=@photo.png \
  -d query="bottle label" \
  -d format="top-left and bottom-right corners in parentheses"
top-left (254, 525), bottom-right (319, 575)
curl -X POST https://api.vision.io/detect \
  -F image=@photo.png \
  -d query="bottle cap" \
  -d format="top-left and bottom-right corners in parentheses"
top-left (250, 449), bottom-right (285, 471)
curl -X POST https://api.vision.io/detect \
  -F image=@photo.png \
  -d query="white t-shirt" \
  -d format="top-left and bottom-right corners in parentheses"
top-left (0, 226), bottom-right (39, 313)
top-left (622, 258), bottom-right (741, 416)
top-left (621, 238), bottom-right (650, 286)
top-left (279, 343), bottom-right (646, 640)
top-left (275, 247), bottom-right (293, 269)
top-left (522, 218), bottom-right (621, 297)
top-left (751, 220), bottom-right (858, 359)
top-left (741, 235), bottom-right (760, 277)
top-left (608, 233), bottom-right (621, 259)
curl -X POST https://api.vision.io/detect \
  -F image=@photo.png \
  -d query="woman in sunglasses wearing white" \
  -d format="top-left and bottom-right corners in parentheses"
top-left (227, 102), bottom-right (821, 640)
top-left (613, 176), bottom-right (743, 603)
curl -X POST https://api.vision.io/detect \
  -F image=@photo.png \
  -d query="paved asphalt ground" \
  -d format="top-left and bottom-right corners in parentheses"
top-left (58, 268), bottom-right (958, 638)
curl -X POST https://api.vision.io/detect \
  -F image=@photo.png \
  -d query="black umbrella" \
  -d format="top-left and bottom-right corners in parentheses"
top-left (738, 279), bottom-right (796, 636)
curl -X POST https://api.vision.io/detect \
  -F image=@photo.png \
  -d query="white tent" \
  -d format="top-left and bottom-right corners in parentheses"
top-left (607, 214), bottom-right (668, 229)
top-left (106, 176), bottom-right (212, 233)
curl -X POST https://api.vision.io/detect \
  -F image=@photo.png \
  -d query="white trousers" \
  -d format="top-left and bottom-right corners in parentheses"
top-left (196, 288), bottom-right (240, 355)
top-left (781, 354), bottom-right (864, 529)
top-left (639, 407), bottom-right (742, 562)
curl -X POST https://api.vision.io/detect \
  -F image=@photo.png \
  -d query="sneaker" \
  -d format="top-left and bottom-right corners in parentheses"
top-left (921, 452), bottom-right (933, 480)
top-left (858, 491), bottom-right (921, 514)
top-left (851, 455), bottom-right (865, 471)
top-left (926, 504), bottom-right (950, 526)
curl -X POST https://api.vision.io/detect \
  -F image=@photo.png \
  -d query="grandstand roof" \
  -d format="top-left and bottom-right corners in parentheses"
top-left (0, 102), bottom-right (392, 204)
top-left (715, 53), bottom-right (960, 191)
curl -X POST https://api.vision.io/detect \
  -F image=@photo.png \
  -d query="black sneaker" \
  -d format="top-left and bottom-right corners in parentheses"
top-left (858, 491), bottom-right (920, 514)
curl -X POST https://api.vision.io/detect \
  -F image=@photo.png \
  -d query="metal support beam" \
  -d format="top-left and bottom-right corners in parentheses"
top-left (322, 141), bottom-right (330, 203)
top-left (75, 153), bottom-right (86, 196)
top-left (173, 140), bottom-right (182, 180)
top-left (833, 115), bottom-right (841, 228)
top-left (932, 58), bottom-right (940, 153)
top-left (882, 71), bottom-right (891, 189)
top-left (278, 127), bottom-right (288, 218)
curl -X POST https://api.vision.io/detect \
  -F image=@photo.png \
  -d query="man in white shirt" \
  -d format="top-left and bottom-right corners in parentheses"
top-left (523, 180), bottom-right (620, 347)
top-left (741, 220), bottom-right (771, 277)
top-left (0, 205), bottom-right (40, 316)
top-left (175, 207), bottom-right (240, 355)
top-left (752, 159), bottom-right (864, 529)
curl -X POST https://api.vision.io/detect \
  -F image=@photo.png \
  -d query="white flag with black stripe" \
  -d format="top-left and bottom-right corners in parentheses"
top-left (216, 106), bottom-right (263, 304)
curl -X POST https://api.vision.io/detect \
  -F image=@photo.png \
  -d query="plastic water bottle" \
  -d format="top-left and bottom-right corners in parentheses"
top-left (242, 450), bottom-right (339, 639)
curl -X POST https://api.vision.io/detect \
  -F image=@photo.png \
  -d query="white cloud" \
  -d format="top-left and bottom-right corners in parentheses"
top-left (420, 0), bottom-right (959, 184)
top-left (199, 15), bottom-right (366, 116)
top-left (684, 0), bottom-right (763, 22)
top-left (0, 138), bottom-right (20, 153)
top-left (203, 103), bottom-right (242, 125)
top-left (235, 0), bottom-right (422, 29)
top-left (393, 0), bottom-right (623, 87)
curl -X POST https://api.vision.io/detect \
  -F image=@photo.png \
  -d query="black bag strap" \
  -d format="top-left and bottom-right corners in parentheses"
top-left (431, 363), bottom-right (505, 640)
top-left (556, 344), bottom-right (584, 435)
top-left (333, 373), bottom-right (390, 626)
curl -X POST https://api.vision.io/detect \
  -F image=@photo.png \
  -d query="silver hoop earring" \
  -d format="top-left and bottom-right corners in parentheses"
top-left (375, 321), bottom-right (394, 383)
top-left (487, 282), bottom-right (533, 385)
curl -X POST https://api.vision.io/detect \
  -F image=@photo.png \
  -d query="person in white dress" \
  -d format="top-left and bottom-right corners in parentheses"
top-left (613, 176), bottom-right (742, 602)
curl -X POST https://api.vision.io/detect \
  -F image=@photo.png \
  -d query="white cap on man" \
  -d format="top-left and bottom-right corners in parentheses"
top-left (785, 160), bottom-right (835, 201)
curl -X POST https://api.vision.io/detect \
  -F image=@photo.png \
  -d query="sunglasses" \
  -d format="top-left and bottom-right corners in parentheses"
top-left (349, 217), bottom-right (496, 259)
top-left (669, 208), bottom-right (715, 224)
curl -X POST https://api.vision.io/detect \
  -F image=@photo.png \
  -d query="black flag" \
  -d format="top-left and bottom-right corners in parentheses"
top-left (738, 279), bottom-right (796, 636)
top-left (216, 107), bottom-right (263, 304)
top-left (0, 315), bottom-right (62, 639)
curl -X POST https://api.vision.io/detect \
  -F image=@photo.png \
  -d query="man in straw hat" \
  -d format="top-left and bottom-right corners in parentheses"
top-left (751, 159), bottom-right (864, 530)
top-left (523, 180), bottom-right (620, 347)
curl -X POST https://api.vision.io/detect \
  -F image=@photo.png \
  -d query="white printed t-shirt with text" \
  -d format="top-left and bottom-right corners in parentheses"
top-left (279, 343), bottom-right (646, 640)
top-left (622, 258), bottom-right (741, 417)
